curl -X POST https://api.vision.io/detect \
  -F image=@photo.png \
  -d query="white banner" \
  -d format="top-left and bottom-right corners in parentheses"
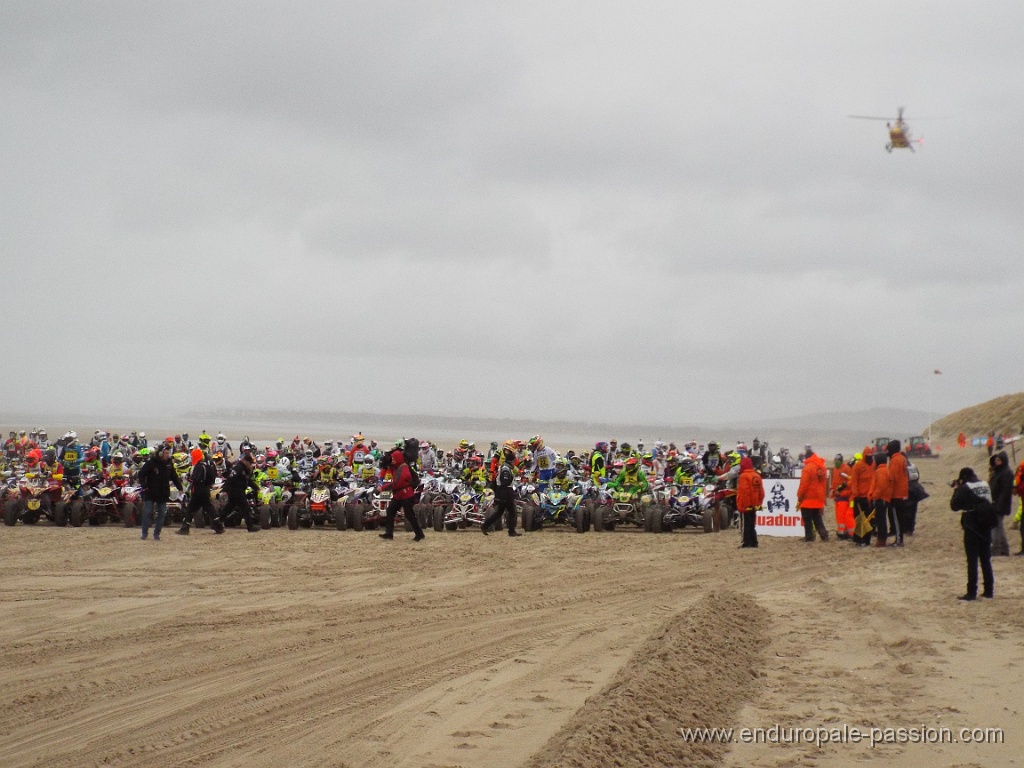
top-left (756, 478), bottom-right (805, 537)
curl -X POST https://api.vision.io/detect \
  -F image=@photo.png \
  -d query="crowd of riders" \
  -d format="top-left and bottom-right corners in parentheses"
top-left (2, 427), bottom-right (801, 532)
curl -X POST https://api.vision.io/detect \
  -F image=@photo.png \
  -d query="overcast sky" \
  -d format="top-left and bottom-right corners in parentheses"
top-left (3, 1), bottom-right (1022, 426)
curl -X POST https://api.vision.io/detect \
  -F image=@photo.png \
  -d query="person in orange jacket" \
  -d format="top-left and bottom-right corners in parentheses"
top-left (736, 457), bottom-right (764, 549)
top-left (958, 431), bottom-right (967, 449)
top-left (797, 448), bottom-right (829, 542)
top-left (849, 448), bottom-right (875, 545)
top-left (868, 453), bottom-right (894, 547)
top-left (886, 440), bottom-right (910, 546)
top-left (829, 454), bottom-right (854, 540)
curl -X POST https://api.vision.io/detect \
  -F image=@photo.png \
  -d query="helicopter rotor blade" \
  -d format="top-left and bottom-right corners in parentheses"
top-left (847, 115), bottom-right (893, 120)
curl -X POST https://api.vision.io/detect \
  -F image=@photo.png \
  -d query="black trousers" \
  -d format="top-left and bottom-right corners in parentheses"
top-left (221, 492), bottom-right (254, 527)
top-left (483, 494), bottom-right (518, 534)
top-left (964, 529), bottom-right (994, 597)
top-left (887, 498), bottom-right (909, 543)
top-left (385, 496), bottom-right (423, 537)
top-left (741, 510), bottom-right (758, 547)
top-left (872, 500), bottom-right (889, 543)
top-left (801, 508), bottom-right (828, 541)
top-left (184, 487), bottom-right (218, 528)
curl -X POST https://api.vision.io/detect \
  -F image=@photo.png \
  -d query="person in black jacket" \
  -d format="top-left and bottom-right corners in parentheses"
top-left (137, 443), bottom-right (183, 541)
top-left (950, 467), bottom-right (995, 600)
top-left (221, 453), bottom-right (261, 532)
top-left (482, 443), bottom-right (521, 537)
top-left (989, 451), bottom-right (1013, 556)
top-left (176, 449), bottom-right (224, 535)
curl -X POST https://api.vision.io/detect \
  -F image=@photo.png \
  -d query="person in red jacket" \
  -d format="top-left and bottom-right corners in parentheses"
top-left (849, 448), bottom-right (875, 545)
top-left (886, 440), bottom-right (910, 546)
top-left (869, 454), bottom-right (894, 547)
top-left (797, 448), bottom-right (829, 542)
top-left (379, 449), bottom-right (424, 542)
top-left (830, 454), bottom-right (854, 540)
top-left (735, 457), bottom-right (764, 549)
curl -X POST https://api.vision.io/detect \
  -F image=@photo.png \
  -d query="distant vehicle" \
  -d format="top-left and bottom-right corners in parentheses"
top-left (872, 437), bottom-right (891, 456)
top-left (906, 435), bottom-right (938, 458)
top-left (848, 106), bottom-right (926, 153)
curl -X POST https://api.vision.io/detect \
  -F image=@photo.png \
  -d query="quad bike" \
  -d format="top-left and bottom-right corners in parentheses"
top-left (521, 483), bottom-right (589, 532)
top-left (437, 484), bottom-right (493, 531)
top-left (257, 482), bottom-right (285, 529)
top-left (4, 474), bottom-right (63, 526)
top-left (662, 483), bottom-right (718, 533)
top-left (164, 484), bottom-right (191, 525)
top-left (71, 475), bottom-right (129, 526)
top-left (590, 487), bottom-right (657, 532)
top-left (341, 485), bottom-right (374, 531)
top-left (285, 482), bottom-right (340, 530)
top-left (710, 484), bottom-right (738, 531)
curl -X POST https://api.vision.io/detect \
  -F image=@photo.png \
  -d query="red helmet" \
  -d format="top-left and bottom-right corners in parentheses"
top-left (86, 447), bottom-right (100, 461)
top-left (625, 457), bottom-right (639, 469)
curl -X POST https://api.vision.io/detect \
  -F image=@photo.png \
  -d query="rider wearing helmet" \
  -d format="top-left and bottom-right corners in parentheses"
top-left (702, 441), bottom-right (728, 478)
top-left (82, 446), bottom-right (103, 477)
top-left (527, 436), bottom-right (559, 489)
top-left (551, 457), bottom-right (573, 491)
top-left (461, 455), bottom-right (487, 492)
top-left (348, 434), bottom-right (369, 467)
top-left (105, 451), bottom-right (130, 484)
top-left (591, 442), bottom-right (608, 484)
top-left (313, 454), bottom-right (337, 485)
top-left (607, 456), bottom-right (649, 495)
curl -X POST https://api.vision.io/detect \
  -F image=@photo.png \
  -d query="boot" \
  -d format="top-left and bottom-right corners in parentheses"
top-left (175, 525), bottom-right (189, 535)
top-left (247, 524), bottom-right (260, 532)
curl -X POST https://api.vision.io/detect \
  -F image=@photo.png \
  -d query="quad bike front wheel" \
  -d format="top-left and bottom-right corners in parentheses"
top-left (287, 506), bottom-right (299, 530)
top-left (702, 508), bottom-right (715, 533)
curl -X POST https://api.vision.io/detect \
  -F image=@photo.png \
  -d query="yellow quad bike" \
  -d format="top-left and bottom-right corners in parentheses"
top-left (591, 487), bottom-right (658, 532)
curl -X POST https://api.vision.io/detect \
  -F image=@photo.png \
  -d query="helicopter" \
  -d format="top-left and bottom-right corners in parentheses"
top-left (848, 107), bottom-right (924, 153)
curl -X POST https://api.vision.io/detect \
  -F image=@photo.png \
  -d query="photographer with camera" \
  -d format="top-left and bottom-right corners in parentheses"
top-left (950, 467), bottom-right (998, 601)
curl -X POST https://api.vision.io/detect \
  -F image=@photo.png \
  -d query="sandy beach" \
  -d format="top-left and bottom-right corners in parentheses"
top-left (1, 443), bottom-right (1020, 768)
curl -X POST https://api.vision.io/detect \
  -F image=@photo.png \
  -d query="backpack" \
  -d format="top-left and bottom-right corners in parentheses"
top-left (402, 437), bottom-right (419, 467)
top-left (907, 462), bottom-right (920, 482)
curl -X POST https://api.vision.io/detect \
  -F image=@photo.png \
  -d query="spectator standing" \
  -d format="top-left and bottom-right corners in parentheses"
top-left (868, 453), bottom-right (893, 547)
top-left (830, 454), bottom-right (853, 540)
top-left (735, 457), bottom-right (764, 549)
top-left (796, 448), bottom-right (829, 542)
top-left (950, 467), bottom-right (996, 600)
top-left (483, 442), bottom-right (521, 537)
top-left (887, 440), bottom-right (910, 547)
top-left (849, 449), bottom-right (875, 546)
top-left (989, 451), bottom-right (1013, 557)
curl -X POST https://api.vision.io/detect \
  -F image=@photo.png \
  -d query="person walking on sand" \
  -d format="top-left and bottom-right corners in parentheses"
top-left (796, 448), bottom-right (829, 542)
top-left (379, 447), bottom-right (424, 542)
top-left (736, 456), bottom-right (764, 548)
top-left (958, 431), bottom-right (967, 449)
top-left (950, 467), bottom-right (996, 600)
top-left (220, 453), bottom-right (261, 533)
top-left (989, 451), bottom-right (1013, 557)
top-left (137, 443), bottom-right (182, 541)
top-left (986, 433), bottom-right (995, 457)
top-left (176, 448), bottom-right (224, 535)
top-left (482, 442), bottom-right (521, 537)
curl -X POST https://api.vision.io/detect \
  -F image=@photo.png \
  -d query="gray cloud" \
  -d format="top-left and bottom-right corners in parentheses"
top-left (2, 0), bottom-right (1023, 426)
